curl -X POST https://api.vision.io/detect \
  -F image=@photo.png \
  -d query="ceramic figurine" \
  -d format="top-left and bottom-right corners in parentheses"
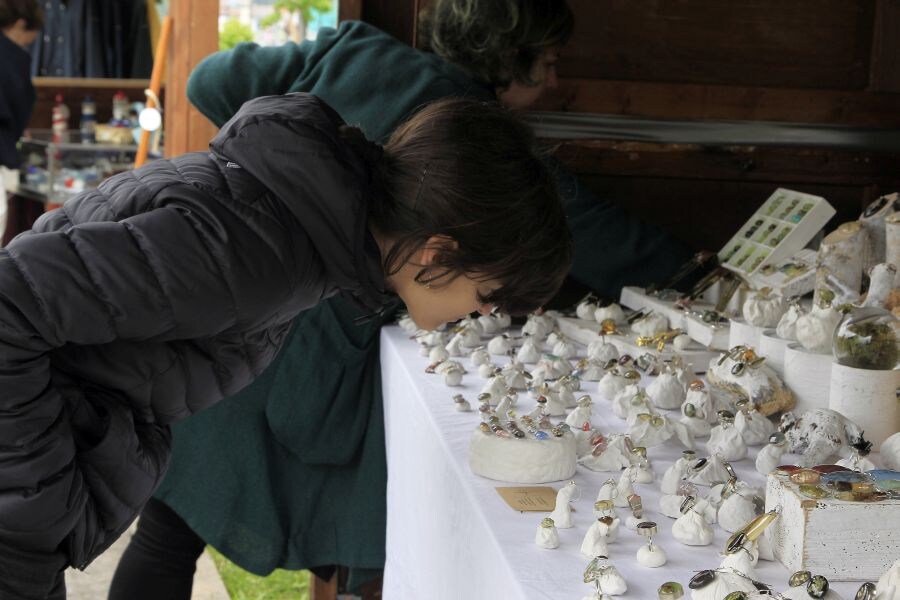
top-left (594, 303), bottom-right (627, 326)
top-left (680, 402), bottom-right (712, 438)
top-left (796, 302), bottom-right (843, 354)
top-left (876, 558), bottom-right (900, 600)
top-left (523, 314), bottom-right (553, 339)
top-left (743, 287), bottom-right (787, 328)
top-left (717, 480), bottom-right (763, 533)
top-left (477, 313), bottom-right (500, 335)
top-left (487, 334), bottom-right (513, 355)
top-left (673, 334), bottom-right (692, 352)
top-left (706, 411), bottom-right (748, 462)
top-left (614, 467), bottom-right (637, 508)
top-left (588, 339), bottom-right (619, 363)
top-left (516, 336), bottom-right (543, 363)
top-left (398, 312), bottom-right (418, 333)
top-left (780, 408), bottom-right (868, 467)
top-left (612, 385), bottom-right (647, 421)
top-left (776, 300), bottom-right (804, 341)
top-left (686, 568), bottom-right (757, 600)
top-left (566, 395), bottom-right (594, 430)
top-left (583, 556), bottom-right (627, 597)
top-left (552, 337), bottom-right (578, 359)
top-left (470, 346), bottom-right (491, 367)
top-left (881, 432), bottom-right (900, 471)
top-left (577, 295), bottom-right (600, 320)
top-left (672, 496), bottom-right (714, 546)
top-left (647, 371), bottom-right (686, 410)
top-left (661, 450), bottom-right (697, 495)
top-left (501, 361), bottom-right (531, 390)
top-left (550, 481), bottom-right (580, 528)
top-left (755, 432), bottom-right (788, 475)
top-left (543, 390), bottom-right (567, 417)
top-left (734, 399), bottom-right (776, 446)
top-left (597, 370), bottom-right (628, 401)
top-left (632, 312), bottom-right (669, 337)
top-left (580, 520), bottom-right (611, 558)
top-left (535, 517), bottom-right (560, 549)
top-left (436, 360), bottom-right (465, 387)
top-left (452, 394), bottom-right (471, 412)
top-left (685, 380), bottom-right (718, 424)
top-left (687, 454), bottom-right (735, 487)
top-left (579, 443), bottom-right (631, 472)
top-left (706, 346), bottom-right (795, 417)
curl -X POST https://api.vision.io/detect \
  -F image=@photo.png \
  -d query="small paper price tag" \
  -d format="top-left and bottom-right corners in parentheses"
top-left (495, 486), bottom-right (558, 512)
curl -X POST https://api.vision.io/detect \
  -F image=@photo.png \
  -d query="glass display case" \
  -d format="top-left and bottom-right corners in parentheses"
top-left (17, 130), bottom-right (154, 209)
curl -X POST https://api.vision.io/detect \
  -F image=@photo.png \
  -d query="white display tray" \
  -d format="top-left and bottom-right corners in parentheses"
top-left (619, 286), bottom-right (730, 350)
top-left (554, 316), bottom-right (720, 373)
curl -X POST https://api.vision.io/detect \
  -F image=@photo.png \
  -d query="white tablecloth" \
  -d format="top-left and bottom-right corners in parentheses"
top-left (379, 325), bottom-right (864, 599)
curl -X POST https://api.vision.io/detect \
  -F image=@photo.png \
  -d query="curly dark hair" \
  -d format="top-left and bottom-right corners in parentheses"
top-left (0, 0), bottom-right (43, 30)
top-left (359, 97), bottom-right (572, 316)
top-left (418, 0), bottom-right (574, 89)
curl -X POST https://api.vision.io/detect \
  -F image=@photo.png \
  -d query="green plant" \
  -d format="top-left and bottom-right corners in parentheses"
top-left (208, 547), bottom-right (310, 600)
top-left (260, 0), bottom-right (332, 42)
top-left (220, 18), bottom-right (254, 50)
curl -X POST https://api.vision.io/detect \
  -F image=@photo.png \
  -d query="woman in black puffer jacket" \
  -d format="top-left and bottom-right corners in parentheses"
top-left (0, 92), bottom-right (571, 600)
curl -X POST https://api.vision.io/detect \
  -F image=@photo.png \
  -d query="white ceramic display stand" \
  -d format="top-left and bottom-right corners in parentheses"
top-left (782, 343), bottom-right (833, 413)
top-left (555, 317), bottom-right (719, 373)
top-left (829, 363), bottom-right (900, 451)
top-left (728, 318), bottom-right (762, 350)
top-left (758, 329), bottom-right (789, 377)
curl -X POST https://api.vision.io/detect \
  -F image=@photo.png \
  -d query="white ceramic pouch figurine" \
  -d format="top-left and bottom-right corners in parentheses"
top-left (494, 312), bottom-right (512, 330)
top-left (579, 443), bottom-right (631, 472)
top-left (735, 399), bottom-right (776, 446)
top-left (534, 516), bottom-right (560, 549)
top-left (743, 288), bottom-right (787, 328)
top-left (429, 345), bottom-right (450, 363)
top-left (661, 450), bottom-right (697, 495)
top-left (445, 333), bottom-right (465, 357)
top-left (398, 313), bottom-right (418, 333)
top-left (635, 521), bottom-right (667, 567)
top-left (673, 334), bottom-right (692, 352)
top-left (543, 390), bottom-right (567, 417)
top-left (566, 395), bottom-right (594, 430)
top-left (882, 432), bottom-right (900, 471)
top-left (614, 467), bottom-right (637, 508)
top-left (597, 370), bottom-right (628, 401)
top-left (516, 336), bottom-right (542, 363)
top-left (594, 303), bottom-right (627, 326)
top-left (588, 339), bottom-right (619, 363)
top-left (672, 497), bottom-right (714, 546)
top-left (501, 361), bottom-right (530, 390)
top-left (580, 521), bottom-right (611, 558)
top-left (555, 382), bottom-right (577, 409)
top-left (522, 315), bottom-right (551, 340)
top-left (583, 557), bottom-right (627, 597)
top-left (549, 481), bottom-right (579, 529)
top-left (487, 333), bottom-right (513, 356)
top-left (776, 302), bottom-right (804, 341)
top-left (477, 313), bottom-right (499, 335)
top-left (717, 482), bottom-right (762, 533)
top-left (553, 337), bottom-right (578, 359)
top-left (706, 411), bottom-right (748, 462)
top-left (796, 303), bottom-right (843, 353)
top-left (480, 374), bottom-right (508, 402)
top-left (577, 296), bottom-right (599, 321)
top-left (647, 372), bottom-right (686, 410)
top-left (755, 432), bottom-right (788, 476)
top-left (686, 381), bottom-right (719, 424)
top-left (680, 401), bottom-right (712, 438)
top-left (632, 312), bottom-right (669, 337)
top-left (688, 454), bottom-right (734, 487)
top-left (436, 361), bottom-right (465, 387)
top-left (688, 570), bottom-right (757, 600)
top-left (470, 346), bottom-right (491, 367)
top-left (612, 385), bottom-right (647, 420)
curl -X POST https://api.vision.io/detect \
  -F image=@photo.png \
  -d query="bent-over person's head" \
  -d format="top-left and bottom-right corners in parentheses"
top-left (418, 0), bottom-right (574, 109)
top-left (357, 97), bottom-right (572, 330)
top-left (0, 0), bottom-right (43, 47)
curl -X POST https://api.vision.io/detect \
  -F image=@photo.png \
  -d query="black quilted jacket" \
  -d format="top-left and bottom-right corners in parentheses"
top-left (0, 93), bottom-right (390, 598)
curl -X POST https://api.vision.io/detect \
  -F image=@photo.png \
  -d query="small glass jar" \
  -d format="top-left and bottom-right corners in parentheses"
top-left (833, 306), bottom-right (899, 370)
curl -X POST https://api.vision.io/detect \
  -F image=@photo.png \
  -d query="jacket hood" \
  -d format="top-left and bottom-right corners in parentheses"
top-left (208, 93), bottom-right (391, 314)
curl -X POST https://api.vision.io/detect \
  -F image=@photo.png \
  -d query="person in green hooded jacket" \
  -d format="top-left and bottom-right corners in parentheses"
top-left (109, 1), bottom-right (691, 598)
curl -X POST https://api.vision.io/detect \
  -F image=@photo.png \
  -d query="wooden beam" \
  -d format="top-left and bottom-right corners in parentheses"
top-left (870, 0), bottom-right (900, 93)
top-left (309, 573), bottom-right (337, 600)
top-left (338, 0), bottom-right (363, 22)
top-left (165, 0), bottom-right (219, 157)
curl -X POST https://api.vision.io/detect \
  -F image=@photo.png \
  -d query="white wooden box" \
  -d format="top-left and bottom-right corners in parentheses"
top-left (765, 474), bottom-right (900, 580)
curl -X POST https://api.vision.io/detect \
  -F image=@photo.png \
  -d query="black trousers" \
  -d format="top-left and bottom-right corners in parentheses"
top-left (107, 497), bottom-right (206, 600)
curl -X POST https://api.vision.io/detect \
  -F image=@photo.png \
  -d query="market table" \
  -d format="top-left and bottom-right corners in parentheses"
top-left (379, 325), bottom-right (869, 600)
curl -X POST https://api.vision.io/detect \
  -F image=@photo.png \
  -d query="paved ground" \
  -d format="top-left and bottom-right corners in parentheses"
top-left (66, 522), bottom-right (230, 599)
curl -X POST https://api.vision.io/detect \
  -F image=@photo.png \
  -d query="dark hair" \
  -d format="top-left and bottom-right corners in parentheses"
top-left (0, 0), bottom-right (43, 30)
top-left (361, 97), bottom-right (572, 316)
top-left (418, 0), bottom-right (574, 89)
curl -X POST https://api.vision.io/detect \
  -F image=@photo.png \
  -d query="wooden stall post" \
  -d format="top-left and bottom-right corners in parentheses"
top-left (165, 0), bottom-right (219, 156)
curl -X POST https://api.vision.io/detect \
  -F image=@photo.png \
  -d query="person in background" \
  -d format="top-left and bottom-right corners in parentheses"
top-left (0, 93), bottom-right (571, 600)
top-left (110, 1), bottom-right (692, 598)
top-left (0, 0), bottom-right (42, 240)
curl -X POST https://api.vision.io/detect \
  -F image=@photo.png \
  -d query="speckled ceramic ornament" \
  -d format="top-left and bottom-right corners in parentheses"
top-left (743, 288), bottom-right (787, 328)
top-left (588, 339), bottom-right (619, 363)
top-left (706, 352), bottom-right (794, 417)
top-left (647, 372), bottom-right (686, 410)
top-left (796, 304), bottom-right (843, 353)
top-left (632, 312), bottom-right (669, 337)
top-left (779, 408), bottom-right (867, 466)
top-left (594, 303), bottom-right (627, 326)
